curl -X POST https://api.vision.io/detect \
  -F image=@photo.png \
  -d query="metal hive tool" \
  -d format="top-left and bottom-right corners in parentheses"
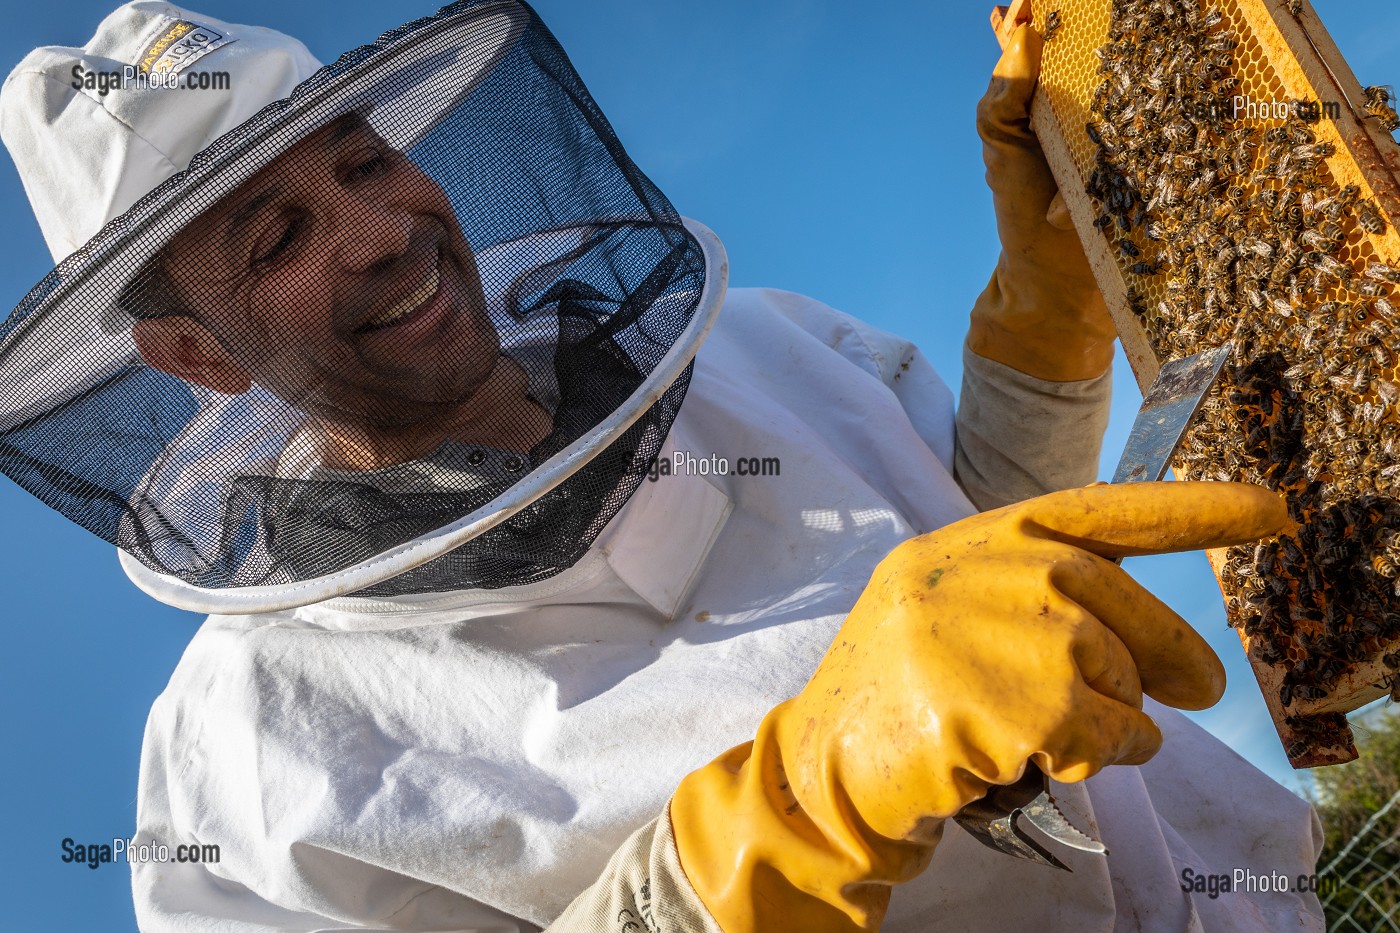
top-left (989, 0), bottom-right (1400, 767)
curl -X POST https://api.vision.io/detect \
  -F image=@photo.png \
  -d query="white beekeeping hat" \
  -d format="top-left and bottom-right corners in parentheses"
top-left (3, 1), bottom-right (323, 263)
top-left (0, 1), bottom-right (726, 612)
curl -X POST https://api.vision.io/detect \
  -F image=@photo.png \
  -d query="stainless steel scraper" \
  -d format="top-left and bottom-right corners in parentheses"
top-left (952, 343), bottom-right (1234, 871)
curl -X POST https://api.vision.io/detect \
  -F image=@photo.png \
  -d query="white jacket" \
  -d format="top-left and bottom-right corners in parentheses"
top-left (132, 287), bottom-right (1323, 931)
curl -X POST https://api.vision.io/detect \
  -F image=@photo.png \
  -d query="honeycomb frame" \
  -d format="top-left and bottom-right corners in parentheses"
top-left (991, 0), bottom-right (1400, 767)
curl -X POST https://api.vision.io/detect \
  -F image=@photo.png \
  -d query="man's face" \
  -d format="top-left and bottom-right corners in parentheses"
top-left (136, 112), bottom-right (498, 431)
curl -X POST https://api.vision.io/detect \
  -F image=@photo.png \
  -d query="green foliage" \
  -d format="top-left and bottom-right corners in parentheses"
top-left (1307, 706), bottom-right (1400, 931)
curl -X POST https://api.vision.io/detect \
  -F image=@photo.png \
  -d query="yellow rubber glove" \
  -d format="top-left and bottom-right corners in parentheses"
top-left (671, 482), bottom-right (1286, 932)
top-left (967, 23), bottom-right (1117, 382)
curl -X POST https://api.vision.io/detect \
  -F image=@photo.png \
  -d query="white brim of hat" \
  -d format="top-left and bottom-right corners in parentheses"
top-left (0, 0), bottom-right (529, 433)
top-left (118, 215), bottom-right (728, 614)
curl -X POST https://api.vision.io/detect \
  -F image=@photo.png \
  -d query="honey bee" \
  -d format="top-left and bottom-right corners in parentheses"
top-left (1317, 353), bottom-right (1346, 378)
top-left (1243, 285), bottom-right (1267, 311)
top-left (1286, 121), bottom-right (1316, 146)
top-left (1361, 85), bottom-right (1400, 133)
top-left (1300, 228), bottom-right (1340, 252)
top-left (1201, 288), bottom-right (1220, 318)
top-left (1359, 201), bottom-right (1388, 235)
top-left (1231, 142), bottom-right (1255, 175)
top-left (1275, 203), bottom-right (1306, 228)
top-left (1240, 236), bottom-right (1273, 259)
top-left (1044, 10), bottom-right (1063, 41)
top-left (1366, 262), bottom-right (1400, 284)
top-left (1361, 316), bottom-right (1392, 342)
top-left (1174, 151), bottom-right (1204, 173)
top-left (1161, 118), bottom-right (1196, 146)
top-left (1271, 243), bottom-right (1303, 286)
top-left (1317, 220), bottom-right (1345, 242)
top-left (1295, 142), bottom-right (1335, 160)
top-left (1363, 86), bottom-right (1394, 108)
top-left (1308, 252), bottom-right (1352, 282)
top-left (1208, 54), bottom-right (1235, 76)
top-left (1287, 143), bottom-right (1333, 174)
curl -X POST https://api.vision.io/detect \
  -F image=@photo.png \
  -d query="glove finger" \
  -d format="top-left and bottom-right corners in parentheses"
top-left (1062, 591), bottom-right (1144, 709)
top-left (1033, 688), bottom-right (1164, 783)
top-left (1051, 548), bottom-right (1226, 710)
top-left (1020, 481), bottom-right (1287, 560)
top-left (977, 24), bottom-right (1061, 230)
top-left (978, 23), bottom-right (1041, 145)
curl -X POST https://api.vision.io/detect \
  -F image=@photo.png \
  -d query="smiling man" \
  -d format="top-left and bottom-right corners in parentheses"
top-left (125, 109), bottom-right (551, 473)
top-left (0, 1), bottom-right (1323, 931)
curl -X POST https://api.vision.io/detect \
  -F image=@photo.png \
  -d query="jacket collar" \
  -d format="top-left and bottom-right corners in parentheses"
top-left (300, 432), bottom-right (732, 621)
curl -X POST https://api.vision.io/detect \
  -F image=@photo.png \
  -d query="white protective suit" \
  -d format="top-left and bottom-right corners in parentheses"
top-left (132, 286), bottom-right (1324, 932)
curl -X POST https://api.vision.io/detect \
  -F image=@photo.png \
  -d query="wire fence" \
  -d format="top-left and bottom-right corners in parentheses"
top-left (1321, 788), bottom-right (1400, 931)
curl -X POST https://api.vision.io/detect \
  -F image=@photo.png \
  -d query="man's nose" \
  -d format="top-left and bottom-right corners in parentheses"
top-left (332, 189), bottom-right (414, 273)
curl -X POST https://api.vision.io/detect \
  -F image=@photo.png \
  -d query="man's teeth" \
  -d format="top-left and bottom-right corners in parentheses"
top-left (366, 263), bottom-right (440, 328)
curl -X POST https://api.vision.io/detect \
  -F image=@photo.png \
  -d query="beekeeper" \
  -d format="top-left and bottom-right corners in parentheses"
top-left (0, 2), bottom-right (1322, 931)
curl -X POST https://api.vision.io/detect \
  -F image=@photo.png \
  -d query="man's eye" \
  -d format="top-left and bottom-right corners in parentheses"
top-left (254, 217), bottom-right (303, 266)
top-left (347, 150), bottom-right (389, 181)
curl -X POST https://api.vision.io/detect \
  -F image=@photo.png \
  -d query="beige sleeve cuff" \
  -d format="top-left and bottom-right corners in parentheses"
top-left (545, 807), bottom-right (726, 933)
top-left (954, 341), bottom-right (1112, 512)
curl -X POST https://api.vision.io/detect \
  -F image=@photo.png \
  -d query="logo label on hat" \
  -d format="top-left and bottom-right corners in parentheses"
top-left (136, 19), bottom-right (235, 77)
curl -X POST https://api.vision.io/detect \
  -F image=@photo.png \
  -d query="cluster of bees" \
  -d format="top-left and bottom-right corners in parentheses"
top-left (1081, 0), bottom-right (1400, 732)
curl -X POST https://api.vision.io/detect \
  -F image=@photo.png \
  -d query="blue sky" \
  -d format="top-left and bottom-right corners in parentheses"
top-left (0, 1), bottom-right (1396, 928)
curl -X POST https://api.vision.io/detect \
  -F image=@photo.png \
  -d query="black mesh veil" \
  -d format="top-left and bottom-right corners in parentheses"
top-left (0, 1), bottom-right (718, 610)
